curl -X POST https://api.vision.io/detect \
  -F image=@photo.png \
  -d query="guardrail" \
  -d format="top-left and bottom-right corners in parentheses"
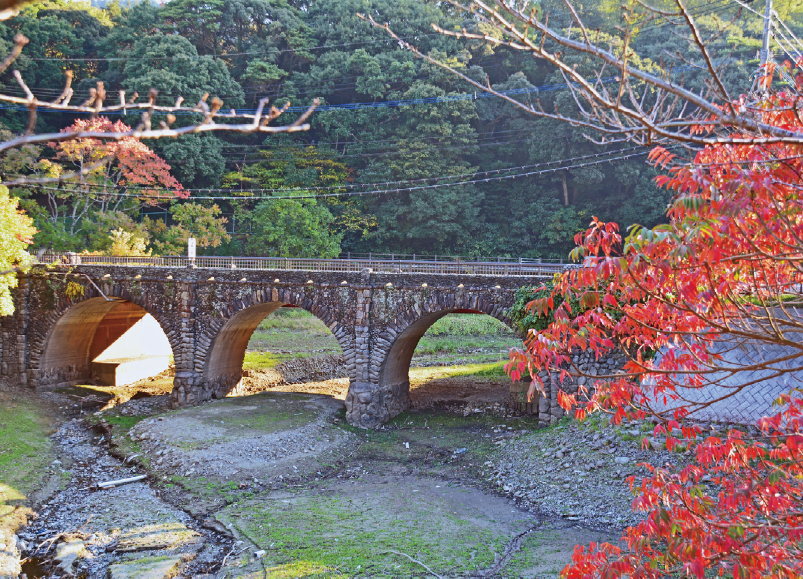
top-left (38, 252), bottom-right (567, 277)
top-left (336, 252), bottom-right (565, 264)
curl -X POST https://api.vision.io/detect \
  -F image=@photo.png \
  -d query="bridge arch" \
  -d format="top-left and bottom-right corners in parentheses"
top-left (194, 288), bottom-right (354, 401)
top-left (344, 293), bottom-right (519, 426)
top-left (29, 288), bottom-right (181, 390)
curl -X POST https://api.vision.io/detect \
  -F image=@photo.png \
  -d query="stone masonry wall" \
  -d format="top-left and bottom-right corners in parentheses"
top-left (3, 264), bottom-right (547, 427)
top-left (534, 348), bottom-right (627, 424)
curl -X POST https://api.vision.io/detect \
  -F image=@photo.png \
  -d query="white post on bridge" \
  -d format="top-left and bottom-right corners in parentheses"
top-left (187, 237), bottom-right (196, 268)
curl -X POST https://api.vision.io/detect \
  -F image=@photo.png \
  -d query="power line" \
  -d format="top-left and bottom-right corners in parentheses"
top-left (218, 126), bottom-right (541, 150)
top-left (22, 32), bottom-right (445, 62)
top-left (17, 146), bottom-right (646, 195)
top-left (219, 135), bottom-right (611, 162)
top-left (25, 150), bottom-right (652, 201)
top-left (637, 0), bottom-right (736, 34)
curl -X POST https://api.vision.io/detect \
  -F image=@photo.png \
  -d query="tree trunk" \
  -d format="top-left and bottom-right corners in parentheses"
top-left (561, 171), bottom-right (570, 207)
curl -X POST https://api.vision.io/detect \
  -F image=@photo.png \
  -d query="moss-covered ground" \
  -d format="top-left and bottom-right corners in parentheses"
top-left (218, 479), bottom-right (530, 577)
top-left (0, 392), bottom-right (59, 556)
top-left (203, 409), bottom-right (543, 577)
top-left (245, 310), bottom-right (521, 372)
top-left (0, 395), bottom-right (57, 500)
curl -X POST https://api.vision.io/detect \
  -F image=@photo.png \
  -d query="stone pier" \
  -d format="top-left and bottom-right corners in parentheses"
top-left (1, 264), bottom-right (550, 427)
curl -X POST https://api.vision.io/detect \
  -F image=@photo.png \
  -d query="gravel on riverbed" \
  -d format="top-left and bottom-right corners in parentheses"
top-left (481, 417), bottom-right (692, 528)
top-left (18, 418), bottom-right (230, 578)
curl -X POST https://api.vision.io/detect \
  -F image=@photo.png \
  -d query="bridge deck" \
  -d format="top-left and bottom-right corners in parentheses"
top-left (41, 253), bottom-right (566, 278)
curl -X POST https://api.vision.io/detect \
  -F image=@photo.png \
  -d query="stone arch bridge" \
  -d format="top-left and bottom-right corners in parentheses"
top-left (1, 256), bottom-right (557, 427)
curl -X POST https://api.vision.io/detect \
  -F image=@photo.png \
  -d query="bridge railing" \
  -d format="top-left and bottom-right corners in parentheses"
top-left (36, 252), bottom-right (567, 277)
top-left (337, 252), bottom-right (565, 265)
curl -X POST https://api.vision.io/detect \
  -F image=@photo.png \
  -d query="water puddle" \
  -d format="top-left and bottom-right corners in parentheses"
top-left (20, 556), bottom-right (48, 578)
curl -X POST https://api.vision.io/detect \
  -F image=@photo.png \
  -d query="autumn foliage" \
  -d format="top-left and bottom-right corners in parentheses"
top-left (0, 185), bottom-right (36, 316)
top-left (49, 117), bottom-right (187, 207)
top-left (509, 93), bottom-right (803, 578)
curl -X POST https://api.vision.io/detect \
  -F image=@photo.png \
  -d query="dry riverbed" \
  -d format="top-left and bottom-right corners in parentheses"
top-left (0, 376), bottom-right (692, 578)
top-left (3, 313), bottom-right (681, 577)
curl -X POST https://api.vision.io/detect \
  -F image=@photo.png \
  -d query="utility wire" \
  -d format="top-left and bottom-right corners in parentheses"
top-left (18, 146), bottom-right (646, 195)
top-left (22, 32), bottom-right (445, 62)
top-left (772, 10), bottom-right (803, 55)
top-left (218, 126), bottom-right (542, 149)
top-left (26, 150), bottom-right (652, 201)
top-left (219, 134), bottom-right (608, 162)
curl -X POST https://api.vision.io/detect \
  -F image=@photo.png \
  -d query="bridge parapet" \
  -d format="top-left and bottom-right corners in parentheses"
top-left (4, 262), bottom-right (549, 427)
top-left (40, 252), bottom-right (564, 278)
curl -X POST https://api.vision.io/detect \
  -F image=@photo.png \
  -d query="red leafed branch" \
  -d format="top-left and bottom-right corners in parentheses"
top-left (49, 117), bottom-right (186, 206)
top-left (509, 92), bottom-right (803, 577)
top-left (368, 0), bottom-right (803, 574)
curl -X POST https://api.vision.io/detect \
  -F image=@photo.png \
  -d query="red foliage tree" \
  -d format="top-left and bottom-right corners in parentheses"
top-left (509, 92), bottom-right (803, 578)
top-left (30, 117), bottom-right (188, 237)
top-left (50, 117), bottom-right (187, 209)
top-left (364, 1), bottom-right (803, 575)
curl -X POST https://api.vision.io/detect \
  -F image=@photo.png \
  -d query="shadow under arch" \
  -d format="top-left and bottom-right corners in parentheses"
top-left (201, 300), bottom-right (350, 400)
top-left (35, 296), bottom-right (176, 390)
top-left (376, 306), bottom-right (519, 411)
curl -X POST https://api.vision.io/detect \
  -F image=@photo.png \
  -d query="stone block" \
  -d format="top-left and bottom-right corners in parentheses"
top-left (93, 356), bottom-right (170, 387)
top-left (108, 555), bottom-right (182, 579)
top-left (54, 539), bottom-right (88, 577)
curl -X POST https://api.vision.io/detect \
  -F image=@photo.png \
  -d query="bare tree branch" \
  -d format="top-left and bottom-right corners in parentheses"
top-left (360, 0), bottom-right (803, 148)
top-left (0, 35), bottom-right (320, 186)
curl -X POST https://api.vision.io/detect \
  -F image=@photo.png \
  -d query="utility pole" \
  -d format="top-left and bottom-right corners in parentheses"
top-left (760, 0), bottom-right (773, 68)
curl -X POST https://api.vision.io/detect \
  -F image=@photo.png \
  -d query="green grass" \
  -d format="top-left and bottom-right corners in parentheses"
top-left (426, 314), bottom-right (513, 336)
top-left (452, 361), bottom-right (508, 377)
top-left (93, 412), bottom-right (149, 431)
top-left (92, 411), bottom-right (152, 466)
top-left (414, 314), bottom-right (519, 359)
top-left (244, 310), bottom-right (521, 375)
top-left (243, 351), bottom-right (282, 370)
top-left (256, 308), bottom-right (330, 333)
top-left (415, 334), bottom-right (518, 356)
top-left (0, 395), bottom-right (56, 531)
top-left (410, 361), bottom-right (508, 380)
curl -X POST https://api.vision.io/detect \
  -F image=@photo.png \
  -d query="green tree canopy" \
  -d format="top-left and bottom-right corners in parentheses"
top-left (122, 33), bottom-right (245, 108)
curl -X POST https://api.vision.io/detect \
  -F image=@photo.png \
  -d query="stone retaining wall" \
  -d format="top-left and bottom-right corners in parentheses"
top-left (534, 349), bottom-right (627, 424)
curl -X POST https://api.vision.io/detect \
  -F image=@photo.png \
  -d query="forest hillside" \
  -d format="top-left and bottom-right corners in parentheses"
top-left (0, 0), bottom-right (793, 258)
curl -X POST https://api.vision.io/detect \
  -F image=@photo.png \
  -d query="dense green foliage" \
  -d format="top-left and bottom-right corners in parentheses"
top-left (0, 185), bottom-right (36, 315)
top-left (0, 0), bottom-right (794, 257)
top-left (510, 284), bottom-right (552, 335)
